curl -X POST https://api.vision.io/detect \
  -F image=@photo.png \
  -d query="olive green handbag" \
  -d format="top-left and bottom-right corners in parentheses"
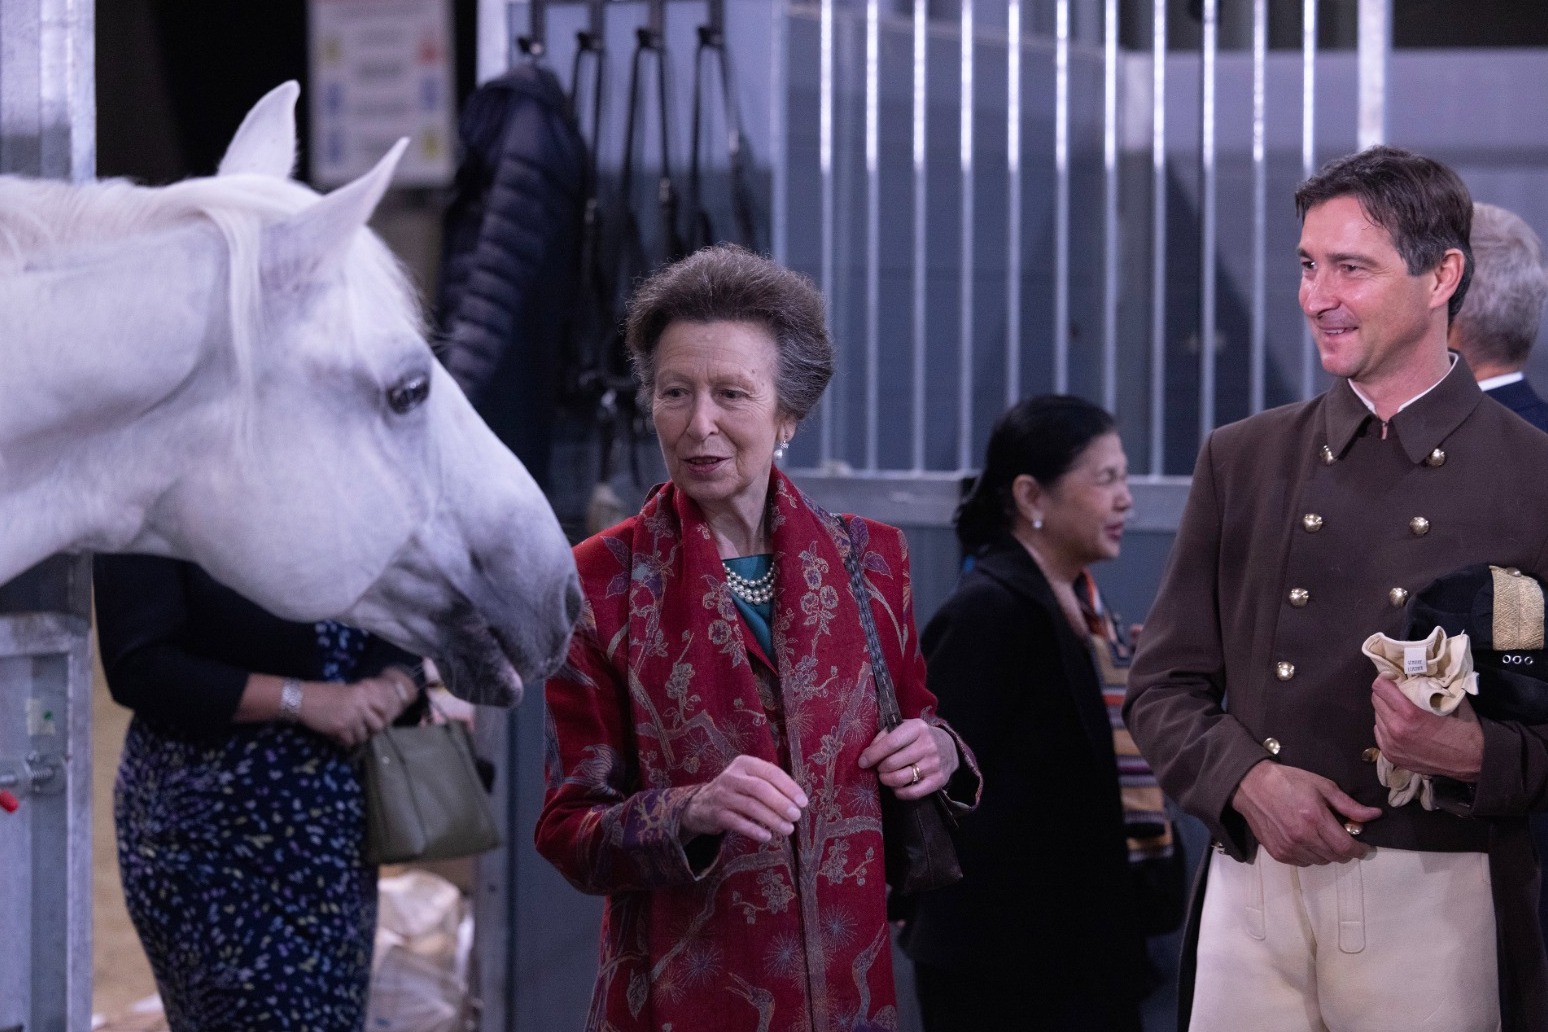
top-left (360, 719), bottom-right (502, 865)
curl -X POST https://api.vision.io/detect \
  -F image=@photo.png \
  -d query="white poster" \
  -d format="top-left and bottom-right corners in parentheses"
top-left (308, 0), bottom-right (455, 188)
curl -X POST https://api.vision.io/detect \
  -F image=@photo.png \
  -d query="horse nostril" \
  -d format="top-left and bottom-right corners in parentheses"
top-left (564, 576), bottom-right (583, 621)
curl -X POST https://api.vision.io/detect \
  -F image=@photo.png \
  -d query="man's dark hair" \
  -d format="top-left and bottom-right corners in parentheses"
top-left (1295, 145), bottom-right (1474, 321)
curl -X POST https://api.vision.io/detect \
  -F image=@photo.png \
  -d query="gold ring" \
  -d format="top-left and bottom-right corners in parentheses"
top-left (910, 764), bottom-right (921, 785)
top-left (1343, 820), bottom-right (1363, 836)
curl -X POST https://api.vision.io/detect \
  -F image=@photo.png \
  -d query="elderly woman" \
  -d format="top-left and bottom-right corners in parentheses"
top-left (536, 244), bottom-right (980, 1032)
top-left (900, 396), bottom-right (1160, 1031)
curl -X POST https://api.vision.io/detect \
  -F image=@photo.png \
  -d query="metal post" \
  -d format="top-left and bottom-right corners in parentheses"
top-left (1357, 0), bottom-right (1389, 148)
top-left (1101, 0), bottom-right (1119, 416)
top-left (911, 0), bottom-right (928, 472)
top-left (1053, 0), bottom-right (1071, 395)
top-left (1250, 0), bottom-right (1267, 414)
top-left (864, 0), bottom-right (880, 471)
top-left (1006, 0), bottom-right (1024, 408)
top-left (819, 0), bottom-right (835, 464)
top-left (0, 4), bottom-right (95, 1030)
top-left (1301, 0), bottom-right (1319, 399)
top-left (1149, 0), bottom-right (1167, 473)
top-left (957, 0), bottom-right (976, 471)
top-left (1198, 0), bottom-right (1217, 443)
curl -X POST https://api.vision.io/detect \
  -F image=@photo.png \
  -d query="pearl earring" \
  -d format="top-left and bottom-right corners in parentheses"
top-left (774, 438), bottom-right (788, 461)
top-left (1032, 515), bottom-right (1044, 531)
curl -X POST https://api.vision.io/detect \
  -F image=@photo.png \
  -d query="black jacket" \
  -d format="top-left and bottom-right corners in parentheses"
top-left (1488, 377), bottom-right (1548, 434)
top-left (901, 543), bottom-right (1151, 1003)
top-left (435, 62), bottom-right (586, 490)
top-left (94, 554), bottom-right (420, 737)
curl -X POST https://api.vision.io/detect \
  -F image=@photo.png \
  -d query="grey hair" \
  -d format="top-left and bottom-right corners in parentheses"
top-left (623, 244), bottom-right (834, 421)
top-left (1453, 202), bottom-right (1548, 370)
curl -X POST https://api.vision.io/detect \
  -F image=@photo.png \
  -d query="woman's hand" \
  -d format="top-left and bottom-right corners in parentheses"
top-left (681, 755), bottom-right (809, 844)
top-left (859, 718), bottom-right (959, 800)
top-left (301, 668), bottom-right (416, 749)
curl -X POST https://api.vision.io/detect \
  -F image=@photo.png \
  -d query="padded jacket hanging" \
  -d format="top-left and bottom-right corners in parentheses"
top-left (435, 61), bottom-right (586, 490)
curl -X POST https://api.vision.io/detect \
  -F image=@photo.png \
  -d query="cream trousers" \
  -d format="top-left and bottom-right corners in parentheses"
top-left (1190, 846), bottom-right (1500, 1032)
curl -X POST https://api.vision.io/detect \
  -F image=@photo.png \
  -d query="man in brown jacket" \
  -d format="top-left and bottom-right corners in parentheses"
top-left (1125, 146), bottom-right (1548, 1031)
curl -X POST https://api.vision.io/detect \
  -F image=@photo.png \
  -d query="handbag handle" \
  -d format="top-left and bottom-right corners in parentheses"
top-left (839, 517), bottom-right (904, 733)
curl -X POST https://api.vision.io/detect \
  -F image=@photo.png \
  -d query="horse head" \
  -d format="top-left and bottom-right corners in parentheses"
top-left (106, 83), bottom-right (579, 704)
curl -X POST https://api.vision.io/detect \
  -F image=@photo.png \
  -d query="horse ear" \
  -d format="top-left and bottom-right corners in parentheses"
top-left (263, 138), bottom-right (408, 282)
top-left (218, 80), bottom-right (301, 178)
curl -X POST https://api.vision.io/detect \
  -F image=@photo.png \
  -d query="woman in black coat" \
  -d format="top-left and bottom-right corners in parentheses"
top-left (901, 395), bottom-right (1157, 1031)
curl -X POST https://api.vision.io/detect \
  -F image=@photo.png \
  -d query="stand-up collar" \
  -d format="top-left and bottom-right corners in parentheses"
top-left (1322, 352), bottom-right (1484, 464)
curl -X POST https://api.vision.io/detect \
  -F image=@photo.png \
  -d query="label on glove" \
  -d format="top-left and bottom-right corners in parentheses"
top-left (1404, 644), bottom-right (1428, 676)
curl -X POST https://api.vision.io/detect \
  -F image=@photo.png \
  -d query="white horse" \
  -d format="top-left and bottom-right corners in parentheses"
top-left (0, 82), bottom-right (578, 706)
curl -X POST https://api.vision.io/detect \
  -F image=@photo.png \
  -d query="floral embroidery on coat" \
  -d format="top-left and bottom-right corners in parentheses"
top-left (537, 470), bottom-right (977, 1032)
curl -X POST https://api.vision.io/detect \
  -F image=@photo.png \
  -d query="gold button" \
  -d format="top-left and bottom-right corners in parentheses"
top-left (1409, 516), bottom-right (1430, 536)
top-left (1302, 513), bottom-right (1324, 533)
top-left (1320, 444), bottom-right (1336, 465)
top-left (1264, 737), bottom-right (1282, 755)
top-left (1389, 586), bottom-right (1409, 607)
top-left (1275, 661), bottom-right (1295, 681)
top-left (1362, 746), bottom-right (1381, 763)
top-left (1425, 447), bottom-right (1446, 467)
top-left (1288, 588), bottom-right (1310, 607)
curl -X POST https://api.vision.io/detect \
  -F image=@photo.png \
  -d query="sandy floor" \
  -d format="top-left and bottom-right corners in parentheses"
top-left (90, 640), bottom-right (165, 1028)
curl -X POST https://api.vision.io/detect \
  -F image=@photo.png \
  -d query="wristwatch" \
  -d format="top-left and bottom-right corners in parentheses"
top-left (278, 678), bottom-right (304, 722)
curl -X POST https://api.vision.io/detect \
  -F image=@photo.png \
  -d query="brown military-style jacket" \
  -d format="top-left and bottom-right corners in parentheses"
top-left (1125, 356), bottom-right (1548, 1029)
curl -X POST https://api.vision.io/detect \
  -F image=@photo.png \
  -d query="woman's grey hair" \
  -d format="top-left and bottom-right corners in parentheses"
top-left (623, 244), bottom-right (834, 421)
top-left (1453, 202), bottom-right (1548, 370)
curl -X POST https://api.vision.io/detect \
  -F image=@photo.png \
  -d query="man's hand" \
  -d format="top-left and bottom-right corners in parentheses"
top-left (1231, 761), bottom-right (1382, 865)
top-left (1371, 675), bottom-right (1484, 781)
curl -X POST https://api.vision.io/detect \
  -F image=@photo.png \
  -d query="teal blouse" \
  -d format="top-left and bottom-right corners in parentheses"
top-left (722, 554), bottom-right (774, 658)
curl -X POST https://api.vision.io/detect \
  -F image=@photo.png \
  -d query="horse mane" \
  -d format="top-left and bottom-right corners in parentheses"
top-left (0, 173), bottom-right (424, 427)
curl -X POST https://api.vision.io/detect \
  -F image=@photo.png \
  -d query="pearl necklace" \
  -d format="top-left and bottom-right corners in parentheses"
top-left (723, 561), bottom-right (776, 605)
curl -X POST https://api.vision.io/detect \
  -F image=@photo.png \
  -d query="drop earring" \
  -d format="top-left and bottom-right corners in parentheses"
top-left (774, 437), bottom-right (789, 461)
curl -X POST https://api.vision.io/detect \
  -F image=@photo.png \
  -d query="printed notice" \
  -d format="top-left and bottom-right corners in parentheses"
top-left (308, 0), bottom-right (455, 187)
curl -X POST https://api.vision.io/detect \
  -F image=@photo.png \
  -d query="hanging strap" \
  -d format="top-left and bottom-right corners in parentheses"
top-left (839, 517), bottom-right (904, 732)
top-left (688, 2), bottom-right (758, 250)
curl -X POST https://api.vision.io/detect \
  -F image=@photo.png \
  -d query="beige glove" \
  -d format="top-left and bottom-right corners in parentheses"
top-left (1360, 627), bottom-right (1478, 809)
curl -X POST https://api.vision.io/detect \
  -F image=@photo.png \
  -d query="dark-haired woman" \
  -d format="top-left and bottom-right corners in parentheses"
top-left (900, 395), bottom-right (1153, 1031)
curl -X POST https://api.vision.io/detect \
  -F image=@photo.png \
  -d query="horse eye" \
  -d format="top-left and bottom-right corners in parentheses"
top-left (387, 373), bottom-right (430, 414)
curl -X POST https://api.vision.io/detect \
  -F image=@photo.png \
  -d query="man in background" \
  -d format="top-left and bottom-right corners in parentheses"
top-left (1450, 199), bottom-right (1548, 952)
top-left (1450, 201), bottom-right (1548, 432)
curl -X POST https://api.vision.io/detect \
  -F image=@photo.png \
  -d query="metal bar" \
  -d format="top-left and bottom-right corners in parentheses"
top-left (1053, 0), bottom-right (1071, 395)
top-left (864, 0), bottom-right (880, 471)
top-left (1250, 0), bottom-right (1267, 414)
top-left (1006, 0), bottom-right (1023, 408)
top-left (819, 0), bottom-right (835, 465)
top-left (911, 0), bottom-right (928, 472)
top-left (1199, 0), bottom-right (1217, 443)
top-left (1301, 0), bottom-right (1318, 400)
top-left (1101, 0), bottom-right (1119, 415)
top-left (770, 0), bottom-right (789, 264)
top-left (1149, 0), bottom-right (1167, 474)
top-left (957, 0), bottom-right (975, 471)
top-left (1357, 0), bottom-right (1389, 148)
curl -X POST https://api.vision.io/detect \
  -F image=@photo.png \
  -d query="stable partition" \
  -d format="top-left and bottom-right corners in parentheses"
top-left (0, 3), bottom-right (96, 1031)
